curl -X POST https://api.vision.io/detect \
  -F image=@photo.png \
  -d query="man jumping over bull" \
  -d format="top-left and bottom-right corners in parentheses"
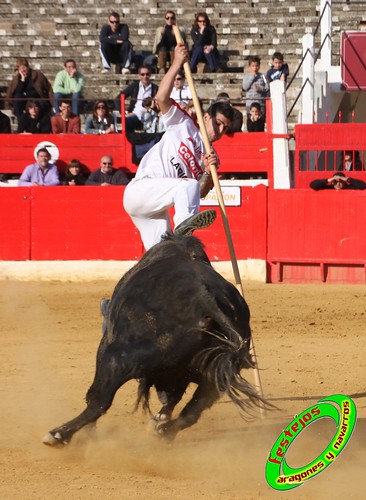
top-left (123, 42), bottom-right (234, 250)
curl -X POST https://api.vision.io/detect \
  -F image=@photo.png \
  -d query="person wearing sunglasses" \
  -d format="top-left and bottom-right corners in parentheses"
top-left (86, 155), bottom-right (130, 186)
top-left (99, 11), bottom-right (133, 74)
top-left (85, 100), bottom-right (118, 134)
top-left (116, 66), bottom-right (159, 132)
top-left (170, 69), bottom-right (192, 108)
top-left (123, 43), bottom-right (234, 251)
top-left (153, 11), bottom-right (187, 74)
top-left (190, 12), bottom-right (219, 73)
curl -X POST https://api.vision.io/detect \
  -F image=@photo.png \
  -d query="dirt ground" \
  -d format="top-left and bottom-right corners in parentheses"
top-left (0, 279), bottom-right (365, 500)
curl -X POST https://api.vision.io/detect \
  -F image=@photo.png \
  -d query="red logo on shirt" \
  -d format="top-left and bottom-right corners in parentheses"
top-left (178, 143), bottom-right (203, 179)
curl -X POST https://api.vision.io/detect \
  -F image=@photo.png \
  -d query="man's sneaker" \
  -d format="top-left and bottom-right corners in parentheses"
top-left (174, 209), bottom-right (217, 237)
top-left (121, 67), bottom-right (131, 75)
top-left (101, 68), bottom-right (111, 74)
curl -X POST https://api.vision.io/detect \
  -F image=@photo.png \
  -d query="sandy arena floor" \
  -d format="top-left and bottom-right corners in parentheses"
top-left (0, 279), bottom-right (365, 499)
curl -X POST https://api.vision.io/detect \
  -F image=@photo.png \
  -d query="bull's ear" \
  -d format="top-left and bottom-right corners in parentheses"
top-left (184, 237), bottom-right (211, 264)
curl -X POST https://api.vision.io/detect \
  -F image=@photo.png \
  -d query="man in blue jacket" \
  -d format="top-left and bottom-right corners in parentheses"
top-left (99, 11), bottom-right (133, 74)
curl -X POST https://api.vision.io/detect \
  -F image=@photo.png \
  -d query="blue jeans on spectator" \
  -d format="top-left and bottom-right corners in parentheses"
top-left (190, 47), bottom-right (218, 72)
top-left (53, 92), bottom-right (83, 115)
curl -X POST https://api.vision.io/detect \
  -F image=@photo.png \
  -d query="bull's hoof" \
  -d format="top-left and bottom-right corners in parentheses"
top-left (42, 431), bottom-right (69, 447)
top-left (154, 421), bottom-right (177, 441)
top-left (146, 412), bottom-right (168, 433)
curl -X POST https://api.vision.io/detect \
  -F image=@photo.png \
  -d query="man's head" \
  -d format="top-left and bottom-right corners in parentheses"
top-left (164, 10), bottom-right (175, 25)
top-left (64, 59), bottom-right (77, 76)
top-left (332, 172), bottom-right (348, 190)
top-left (138, 66), bottom-right (151, 87)
top-left (26, 100), bottom-right (40, 119)
top-left (100, 155), bottom-right (113, 174)
top-left (215, 92), bottom-right (231, 103)
top-left (272, 51), bottom-right (284, 70)
top-left (59, 100), bottom-right (72, 119)
top-left (249, 102), bottom-right (262, 121)
top-left (36, 148), bottom-right (51, 169)
top-left (204, 101), bottom-right (233, 142)
top-left (16, 58), bottom-right (30, 79)
top-left (248, 55), bottom-right (261, 73)
top-left (109, 11), bottom-right (120, 32)
top-left (173, 70), bottom-right (185, 89)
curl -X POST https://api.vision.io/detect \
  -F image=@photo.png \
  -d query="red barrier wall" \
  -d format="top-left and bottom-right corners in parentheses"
top-left (267, 189), bottom-right (366, 283)
top-left (1, 185), bottom-right (365, 283)
top-left (0, 185), bottom-right (267, 262)
top-left (294, 123), bottom-right (366, 188)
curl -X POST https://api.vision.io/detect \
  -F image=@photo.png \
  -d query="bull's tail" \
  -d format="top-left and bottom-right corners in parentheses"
top-left (193, 342), bottom-right (274, 417)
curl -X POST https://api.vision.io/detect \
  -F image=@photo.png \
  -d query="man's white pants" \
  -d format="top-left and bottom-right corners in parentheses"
top-left (123, 177), bottom-right (200, 250)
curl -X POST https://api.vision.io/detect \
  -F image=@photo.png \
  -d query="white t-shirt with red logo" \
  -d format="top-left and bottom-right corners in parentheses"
top-left (134, 102), bottom-right (205, 180)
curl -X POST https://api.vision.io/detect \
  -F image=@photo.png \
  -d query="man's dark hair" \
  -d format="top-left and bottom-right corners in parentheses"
top-left (64, 59), bottom-right (76, 67)
top-left (109, 11), bottom-right (120, 20)
top-left (37, 148), bottom-right (50, 157)
top-left (248, 55), bottom-right (261, 65)
top-left (250, 102), bottom-right (261, 112)
top-left (272, 51), bottom-right (284, 62)
top-left (206, 101), bottom-right (234, 123)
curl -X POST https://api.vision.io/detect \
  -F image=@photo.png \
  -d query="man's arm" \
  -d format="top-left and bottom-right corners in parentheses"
top-left (348, 178), bottom-right (366, 190)
top-left (18, 165), bottom-right (33, 186)
top-left (310, 178), bottom-right (330, 190)
top-left (156, 43), bottom-right (189, 115)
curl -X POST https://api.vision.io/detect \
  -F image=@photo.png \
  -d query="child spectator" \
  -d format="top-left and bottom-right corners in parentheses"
top-left (242, 55), bottom-right (268, 118)
top-left (17, 100), bottom-right (51, 134)
top-left (266, 52), bottom-right (289, 96)
top-left (141, 97), bottom-right (159, 133)
top-left (62, 159), bottom-right (88, 186)
top-left (246, 102), bottom-right (265, 132)
top-left (84, 100), bottom-right (117, 134)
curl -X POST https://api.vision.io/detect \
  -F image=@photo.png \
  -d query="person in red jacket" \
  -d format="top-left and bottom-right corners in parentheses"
top-left (51, 99), bottom-right (80, 134)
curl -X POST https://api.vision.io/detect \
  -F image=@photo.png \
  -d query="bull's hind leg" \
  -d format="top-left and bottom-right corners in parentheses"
top-left (155, 381), bottom-right (219, 441)
top-left (43, 351), bottom-right (132, 447)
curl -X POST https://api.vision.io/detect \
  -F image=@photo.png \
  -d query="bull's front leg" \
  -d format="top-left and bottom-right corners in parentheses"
top-left (155, 381), bottom-right (219, 440)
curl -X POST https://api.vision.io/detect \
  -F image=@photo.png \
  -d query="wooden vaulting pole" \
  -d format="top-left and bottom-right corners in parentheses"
top-left (172, 25), bottom-right (265, 410)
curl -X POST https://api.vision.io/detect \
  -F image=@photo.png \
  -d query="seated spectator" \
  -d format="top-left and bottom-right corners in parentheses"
top-left (310, 172), bottom-right (366, 190)
top-left (51, 99), bottom-right (81, 134)
top-left (266, 51), bottom-right (289, 96)
top-left (116, 66), bottom-right (159, 132)
top-left (190, 13), bottom-right (219, 73)
top-left (246, 102), bottom-right (265, 132)
top-left (215, 92), bottom-right (243, 133)
top-left (337, 150), bottom-right (362, 172)
top-left (17, 100), bottom-right (51, 134)
top-left (170, 70), bottom-right (192, 108)
top-left (242, 55), bottom-right (268, 118)
top-left (18, 148), bottom-right (60, 186)
top-left (153, 11), bottom-right (186, 74)
top-left (84, 100), bottom-right (118, 134)
top-left (62, 159), bottom-right (88, 185)
top-left (0, 110), bottom-right (11, 133)
top-left (5, 57), bottom-right (53, 119)
top-left (86, 155), bottom-right (130, 185)
top-left (141, 97), bottom-right (159, 133)
top-left (53, 59), bottom-right (85, 115)
top-left (99, 11), bottom-right (132, 74)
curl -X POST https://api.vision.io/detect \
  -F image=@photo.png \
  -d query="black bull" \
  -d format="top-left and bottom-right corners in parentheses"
top-left (43, 234), bottom-right (268, 446)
